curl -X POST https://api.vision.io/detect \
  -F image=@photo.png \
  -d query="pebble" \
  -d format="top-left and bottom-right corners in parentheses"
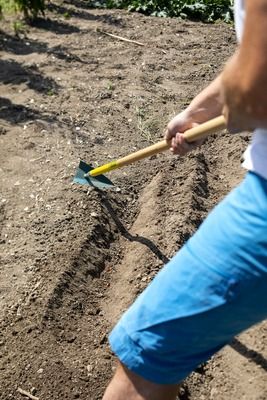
top-left (87, 364), bottom-right (93, 373)
top-left (37, 368), bottom-right (43, 374)
top-left (31, 387), bottom-right (37, 395)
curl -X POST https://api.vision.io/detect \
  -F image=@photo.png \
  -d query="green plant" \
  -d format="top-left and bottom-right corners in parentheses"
top-left (107, 81), bottom-right (115, 91)
top-left (13, 19), bottom-right (27, 34)
top-left (47, 88), bottom-right (55, 96)
top-left (0, 0), bottom-right (46, 19)
top-left (90, 0), bottom-right (234, 22)
top-left (0, 0), bottom-right (17, 14)
top-left (63, 11), bottom-right (71, 19)
top-left (14, 0), bottom-right (46, 19)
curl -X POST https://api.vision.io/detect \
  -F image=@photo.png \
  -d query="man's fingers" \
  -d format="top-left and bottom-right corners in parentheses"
top-left (170, 133), bottom-right (194, 155)
top-left (170, 133), bottom-right (205, 156)
top-left (165, 111), bottom-right (193, 140)
top-left (165, 112), bottom-right (203, 155)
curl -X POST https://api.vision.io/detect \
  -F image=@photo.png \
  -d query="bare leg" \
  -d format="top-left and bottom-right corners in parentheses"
top-left (102, 361), bottom-right (179, 400)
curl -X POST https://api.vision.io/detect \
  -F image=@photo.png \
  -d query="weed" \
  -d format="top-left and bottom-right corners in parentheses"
top-left (47, 89), bottom-right (55, 96)
top-left (63, 11), bottom-right (71, 19)
top-left (0, 0), bottom-right (46, 20)
top-left (135, 105), bottom-right (155, 143)
top-left (13, 19), bottom-right (27, 35)
top-left (0, 0), bottom-right (17, 14)
top-left (107, 81), bottom-right (115, 91)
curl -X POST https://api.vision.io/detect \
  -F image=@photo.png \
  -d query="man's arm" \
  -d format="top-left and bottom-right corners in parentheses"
top-left (222, 0), bottom-right (267, 132)
top-left (165, 74), bottom-right (224, 155)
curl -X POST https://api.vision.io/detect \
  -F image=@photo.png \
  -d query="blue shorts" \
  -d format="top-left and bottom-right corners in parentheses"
top-left (109, 171), bottom-right (267, 384)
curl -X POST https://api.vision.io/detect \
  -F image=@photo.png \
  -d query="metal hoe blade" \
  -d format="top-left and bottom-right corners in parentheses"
top-left (73, 160), bottom-right (114, 189)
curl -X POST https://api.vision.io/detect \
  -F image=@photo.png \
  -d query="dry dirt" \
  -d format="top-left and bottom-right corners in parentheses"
top-left (0, 2), bottom-right (266, 399)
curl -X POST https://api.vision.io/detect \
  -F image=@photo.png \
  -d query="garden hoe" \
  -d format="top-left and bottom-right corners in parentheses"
top-left (73, 115), bottom-right (226, 188)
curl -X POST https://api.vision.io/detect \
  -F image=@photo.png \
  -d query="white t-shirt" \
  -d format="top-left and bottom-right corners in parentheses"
top-left (235, 0), bottom-right (267, 180)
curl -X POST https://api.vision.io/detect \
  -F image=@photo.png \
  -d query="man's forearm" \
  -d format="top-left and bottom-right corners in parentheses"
top-left (222, 0), bottom-right (267, 131)
top-left (185, 74), bottom-right (223, 123)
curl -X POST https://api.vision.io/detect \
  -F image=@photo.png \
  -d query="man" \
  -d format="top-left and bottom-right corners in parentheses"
top-left (103, 1), bottom-right (267, 399)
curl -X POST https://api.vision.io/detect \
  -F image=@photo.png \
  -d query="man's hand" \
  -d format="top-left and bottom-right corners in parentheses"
top-left (165, 75), bottom-right (224, 156)
top-left (165, 111), bottom-right (204, 156)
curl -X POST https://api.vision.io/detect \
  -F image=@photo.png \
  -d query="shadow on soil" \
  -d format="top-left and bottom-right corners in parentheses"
top-left (99, 191), bottom-right (170, 264)
top-left (0, 30), bottom-right (87, 63)
top-left (0, 30), bottom-right (48, 55)
top-left (29, 16), bottom-right (80, 34)
top-left (230, 338), bottom-right (267, 372)
top-left (48, 2), bottom-right (126, 26)
top-left (0, 97), bottom-right (53, 124)
top-left (0, 59), bottom-right (59, 93)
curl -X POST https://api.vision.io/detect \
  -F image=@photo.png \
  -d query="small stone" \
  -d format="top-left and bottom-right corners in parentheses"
top-left (37, 368), bottom-right (43, 374)
top-left (30, 387), bottom-right (37, 395)
top-left (87, 364), bottom-right (93, 373)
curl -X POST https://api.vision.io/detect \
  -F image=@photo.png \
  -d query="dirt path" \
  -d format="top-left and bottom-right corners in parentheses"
top-left (0, 3), bottom-right (266, 399)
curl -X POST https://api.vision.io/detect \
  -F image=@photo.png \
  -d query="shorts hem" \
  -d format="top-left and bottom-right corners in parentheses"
top-left (109, 323), bottom-right (189, 385)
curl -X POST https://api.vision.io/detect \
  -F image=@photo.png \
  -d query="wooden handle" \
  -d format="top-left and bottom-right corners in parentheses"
top-left (117, 139), bottom-right (169, 168)
top-left (117, 115), bottom-right (226, 168)
top-left (184, 115), bottom-right (226, 142)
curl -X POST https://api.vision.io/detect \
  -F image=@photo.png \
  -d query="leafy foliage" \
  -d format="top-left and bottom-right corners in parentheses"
top-left (15, 0), bottom-right (45, 18)
top-left (92, 0), bottom-right (234, 22)
top-left (0, 0), bottom-right (45, 19)
top-left (0, 0), bottom-right (233, 24)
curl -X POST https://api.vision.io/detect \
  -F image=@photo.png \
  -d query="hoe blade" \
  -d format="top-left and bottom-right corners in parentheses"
top-left (73, 160), bottom-right (114, 189)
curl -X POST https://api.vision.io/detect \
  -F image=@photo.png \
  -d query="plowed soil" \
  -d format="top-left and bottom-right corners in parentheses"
top-left (0, 3), bottom-right (266, 400)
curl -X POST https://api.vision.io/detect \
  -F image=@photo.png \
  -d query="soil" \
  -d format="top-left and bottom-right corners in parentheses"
top-left (0, 3), bottom-right (266, 400)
